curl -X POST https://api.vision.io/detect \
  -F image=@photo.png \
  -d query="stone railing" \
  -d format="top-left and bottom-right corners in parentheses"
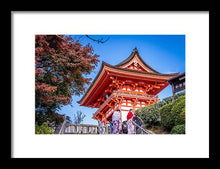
top-left (65, 124), bottom-right (110, 134)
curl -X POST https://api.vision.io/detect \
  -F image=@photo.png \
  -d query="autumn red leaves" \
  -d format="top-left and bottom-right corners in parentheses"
top-left (35, 35), bottom-right (99, 111)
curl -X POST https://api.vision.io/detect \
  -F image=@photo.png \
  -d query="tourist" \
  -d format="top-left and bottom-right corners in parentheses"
top-left (108, 118), bottom-right (113, 134)
top-left (112, 108), bottom-right (121, 134)
top-left (133, 113), bottom-right (143, 134)
top-left (127, 109), bottom-right (135, 134)
top-left (121, 120), bottom-right (128, 134)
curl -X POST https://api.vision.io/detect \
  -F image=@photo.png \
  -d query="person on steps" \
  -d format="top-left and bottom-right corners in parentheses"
top-left (112, 108), bottom-right (121, 134)
top-left (127, 109), bottom-right (135, 134)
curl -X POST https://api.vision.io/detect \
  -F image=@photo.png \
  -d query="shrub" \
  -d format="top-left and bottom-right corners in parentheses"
top-left (163, 96), bottom-right (173, 105)
top-left (174, 91), bottom-right (185, 100)
top-left (35, 122), bottom-right (54, 134)
top-left (154, 101), bottom-right (166, 109)
top-left (136, 91), bottom-right (186, 133)
top-left (171, 124), bottom-right (185, 134)
top-left (171, 95), bottom-right (185, 126)
top-left (137, 104), bottom-right (160, 128)
top-left (160, 102), bottom-right (174, 131)
top-left (135, 109), bottom-right (142, 117)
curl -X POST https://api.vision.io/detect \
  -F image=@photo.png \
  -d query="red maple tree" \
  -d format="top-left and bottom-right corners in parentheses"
top-left (35, 35), bottom-right (99, 125)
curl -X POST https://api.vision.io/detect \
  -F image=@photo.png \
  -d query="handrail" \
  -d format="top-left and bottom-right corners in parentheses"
top-left (97, 120), bottom-right (106, 134)
top-left (58, 117), bottom-right (66, 134)
top-left (132, 121), bottom-right (153, 134)
top-left (61, 121), bottom-right (152, 134)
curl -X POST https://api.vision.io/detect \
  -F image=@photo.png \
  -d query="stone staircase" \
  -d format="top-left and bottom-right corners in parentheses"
top-left (55, 117), bottom-right (152, 134)
top-left (64, 123), bottom-right (102, 134)
top-left (56, 122), bottom-right (152, 134)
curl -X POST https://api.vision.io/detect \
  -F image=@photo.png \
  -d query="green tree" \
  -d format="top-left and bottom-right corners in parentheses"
top-left (160, 95), bottom-right (185, 132)
top-left (163, 96), bottom-right (173, 105)
top-left (174, 91), bottom-right (185, 100)
top-left (35, 111), bottom-right (64, 126)
top-left (155, 100), bottom-right (166, 109)
top-left (171, 124), bottom-right (185, 134)
top-left (171, 95), bottom-right (185, 126)
top-left (160, 102), bottom-right (174, 131)
top-left (35, 122), bottom-right (55, 134)
top-left (135, 91), bottom-right (185, 133)
top-left (136, 104), bottom-right (160, 128)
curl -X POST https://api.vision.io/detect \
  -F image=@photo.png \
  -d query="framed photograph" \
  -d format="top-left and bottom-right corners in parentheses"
top-left (12, 11), bottom-right (209, 158)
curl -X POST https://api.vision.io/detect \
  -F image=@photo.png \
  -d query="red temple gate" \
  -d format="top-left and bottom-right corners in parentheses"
top-left (78, 48), bottom-right (179, 124)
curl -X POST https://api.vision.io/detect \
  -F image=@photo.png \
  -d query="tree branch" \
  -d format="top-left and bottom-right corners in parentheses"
top-left (85, 35), bottom-right (110, 44)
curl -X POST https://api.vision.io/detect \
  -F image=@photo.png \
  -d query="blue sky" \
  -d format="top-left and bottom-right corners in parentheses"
top-left (57, 35), bottom-right (185, 125)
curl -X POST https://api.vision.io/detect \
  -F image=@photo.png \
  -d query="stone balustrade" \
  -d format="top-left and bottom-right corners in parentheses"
top-left (65, 124), bottom-right (110, 134)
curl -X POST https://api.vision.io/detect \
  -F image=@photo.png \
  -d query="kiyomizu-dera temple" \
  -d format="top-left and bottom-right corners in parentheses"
top-left (78, 48), bottom-right (179, 124)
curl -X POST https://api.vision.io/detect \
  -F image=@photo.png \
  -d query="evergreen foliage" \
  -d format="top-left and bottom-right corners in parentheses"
top-left (136, 104), bottom-right (160, 128)
top-left (171, 124), bottom-right (185, 134)
top-left (136, 91), bottom-right (185, 134)
top-left (35, 122), bottom-right (55, 134)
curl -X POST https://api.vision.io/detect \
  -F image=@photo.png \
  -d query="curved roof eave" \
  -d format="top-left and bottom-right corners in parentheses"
top-left (77, 61), bottom-right (106, 105)
top-left (114, 47), bottom-right (160, 74)
top-left (78, 61), bottom-right (179, 105)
